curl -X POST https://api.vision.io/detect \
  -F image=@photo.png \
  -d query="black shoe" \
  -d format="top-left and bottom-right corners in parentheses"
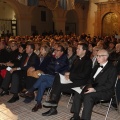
top-left (70, 116), bottom-right (80, 120)
top-left (7, 96), bottom-right (19, 103)
top-left (0, 90), bottom-right (9, 96)
top-left (43, 100), bottom-right (57, 107)
top-left (42, 108), bottom-right (57, 116)
top-left (32, 103), bottom-right (42, 112)
top-left (23, 96), bottom-right (34, 103)
top-left (19, 92), bottom-right (26, 98)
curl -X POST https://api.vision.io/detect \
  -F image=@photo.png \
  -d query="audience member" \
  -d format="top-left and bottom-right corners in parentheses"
top-left (70, 49), bottom-right (117, 120)
top-left (42, 43), bottom-right (92, 116)
top-left (25, 45), bottom-right (69, 112)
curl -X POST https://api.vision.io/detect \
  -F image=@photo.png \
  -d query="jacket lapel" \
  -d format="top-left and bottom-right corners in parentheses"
top-left (95, 62), bottom-right (110, 80)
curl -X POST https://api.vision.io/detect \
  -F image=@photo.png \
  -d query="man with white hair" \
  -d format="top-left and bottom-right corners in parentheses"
top-left (70, 49), bottom-right (117, 120)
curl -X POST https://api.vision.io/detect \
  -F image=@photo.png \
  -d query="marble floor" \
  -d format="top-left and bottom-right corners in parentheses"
top-left (0, 91), bottom-right (120, 120)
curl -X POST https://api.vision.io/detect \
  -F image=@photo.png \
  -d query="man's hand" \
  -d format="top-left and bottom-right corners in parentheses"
top-left (10, 68), bottom-right (17, 73)
top-left (84, 88), bottom-right (96, 94)
top-left (64, 72), bottom-right (70, 80)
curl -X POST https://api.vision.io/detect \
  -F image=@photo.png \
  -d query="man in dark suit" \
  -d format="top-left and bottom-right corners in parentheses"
top-left (69, 49), bottom-right (117, 120)
top-left (42, 43), bottom-right (92, 116)
top-left (0, 43), bottom-right (40, 103)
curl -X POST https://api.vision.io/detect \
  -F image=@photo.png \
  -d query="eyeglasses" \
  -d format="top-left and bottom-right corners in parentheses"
top-left (10, 46), bottom-right (15, 48)
top-left (96, 55), bottom-right (108, 58)
top-left (55, 49), bottom-right (61, 52)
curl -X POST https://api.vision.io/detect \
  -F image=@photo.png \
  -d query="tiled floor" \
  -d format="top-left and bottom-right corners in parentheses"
top-left (0, 91), bottom-right (120, 120)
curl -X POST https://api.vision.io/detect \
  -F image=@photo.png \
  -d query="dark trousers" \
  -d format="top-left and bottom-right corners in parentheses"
top-left (0, 75), bottom-right (3, 87)
top-left (26, 76), bottom-right (37, 90)
top-left (71, 91), bottom-right (113, 120)
top-left (116, 79), bottom-right (120, 103)
top-left (51, 74), bottom-right (75, 103)
top-left (1, 70), bottom-right (26, 94)
top-left (1, 71), bottom-right (12, 90)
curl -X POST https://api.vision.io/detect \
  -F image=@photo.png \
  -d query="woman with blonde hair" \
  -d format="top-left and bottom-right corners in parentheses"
top-left (22, 44), bottom-right (52, 103)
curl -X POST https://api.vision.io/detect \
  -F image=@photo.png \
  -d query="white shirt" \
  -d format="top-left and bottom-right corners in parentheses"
top-left (92, 57), bottom-right (97, 68)
top-left (93, 61), bottom-right (108, 78)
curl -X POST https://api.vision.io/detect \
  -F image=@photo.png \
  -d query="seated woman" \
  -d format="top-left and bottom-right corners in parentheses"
top-left (67, 45), bottom-right (76, 70)
top-left (23, 44), bottom-right (52, 103)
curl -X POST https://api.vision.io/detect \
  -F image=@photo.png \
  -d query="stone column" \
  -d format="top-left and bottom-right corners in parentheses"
top-left (17, 14), bottom-right (32, 36)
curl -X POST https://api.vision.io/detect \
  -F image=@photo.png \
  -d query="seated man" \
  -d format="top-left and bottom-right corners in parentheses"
top-left (42, 43), bottom-right (92, 116)
top-left (25, 45), bottom-right (69, 112)
top-left (70, 49), bottom-right (117, 120)
top-left (0, 43), bottom-right (40, 103)
top-left (109, 43), bottom-right (120, 107)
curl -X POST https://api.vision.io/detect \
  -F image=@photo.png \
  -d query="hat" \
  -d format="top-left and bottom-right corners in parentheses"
top-left (20, 44), bottom-right (26, 50)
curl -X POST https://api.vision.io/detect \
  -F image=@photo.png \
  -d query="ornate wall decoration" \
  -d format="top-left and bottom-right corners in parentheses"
top-left (102, 12), bottom-right (118, 36)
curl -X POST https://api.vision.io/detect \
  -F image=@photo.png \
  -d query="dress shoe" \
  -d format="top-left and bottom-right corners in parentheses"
top-left (42, 108), bottom-right (58, 116)
top-left (19, 92), bottom-right (26, 98)
top-left (7, 96), bottom-right (19, 103)
top-left (70, 116), bottom-right (80, 120)
top-left (25, 91), bottom-right (34, 98)
top-left (42, 100), bottom-right (57, 107)
top-left (23, 96), bottom-right (34, 103)
top-left (32, 103), bottom-right (42, 112)
top-left (0, 90), bottom-right (9, 96)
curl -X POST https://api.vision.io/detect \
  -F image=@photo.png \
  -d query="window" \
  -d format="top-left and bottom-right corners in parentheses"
top-left (41, 11), bottom-right (46, 22)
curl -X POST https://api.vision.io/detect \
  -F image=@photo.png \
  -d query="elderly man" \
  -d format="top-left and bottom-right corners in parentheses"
top-left (70, 49), bottom-right (117, 120)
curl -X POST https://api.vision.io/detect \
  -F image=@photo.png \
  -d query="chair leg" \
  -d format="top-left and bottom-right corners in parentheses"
top-left (105, 98), bottom-right (113, 120)
top-left (45, 88), bottom-right (52, 101)
top-left (115, 91), bottom-right (119, 113)
top-left (67, 94), bottom-right (73, 108)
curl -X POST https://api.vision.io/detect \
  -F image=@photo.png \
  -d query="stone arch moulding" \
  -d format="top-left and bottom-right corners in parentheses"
top-left (100, 10), bottom-right (120, 35)
top-left (3, 0), bottom-right (22, 19)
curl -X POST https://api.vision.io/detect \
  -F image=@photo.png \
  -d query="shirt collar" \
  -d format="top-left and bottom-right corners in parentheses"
top-left (100, 61), bottom-right (108, 68)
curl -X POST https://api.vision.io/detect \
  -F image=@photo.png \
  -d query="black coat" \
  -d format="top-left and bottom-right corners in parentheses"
top-left (0, 48), bottom-right (9, 63)
top-left (45, 54), bottom-right (69, 75)
top-left (69, 55), bottom-right (92, 87)
top-left (88, 62), bottom-right (117, 98)
top-left (20, 52), bottom-right (40, 71)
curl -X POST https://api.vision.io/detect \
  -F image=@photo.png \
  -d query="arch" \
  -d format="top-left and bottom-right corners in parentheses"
top-left (3, 0), bottom-right (22, 19)
top-left (102, 12), bottom-right (119, 36)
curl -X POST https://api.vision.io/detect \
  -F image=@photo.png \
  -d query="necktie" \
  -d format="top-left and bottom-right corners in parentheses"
top-left (98, 65), bottom-right (103, 68)
top-left (23, 56), bottom-right (29, 66)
